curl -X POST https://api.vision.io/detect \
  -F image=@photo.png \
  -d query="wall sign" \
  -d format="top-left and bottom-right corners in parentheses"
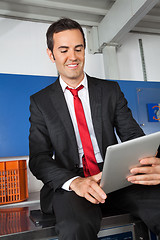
top-left (147, 103), bottom-right (160, 122)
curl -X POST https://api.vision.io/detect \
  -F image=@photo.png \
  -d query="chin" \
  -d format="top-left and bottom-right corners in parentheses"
top-left (69, 71), bottom-right (84, 79)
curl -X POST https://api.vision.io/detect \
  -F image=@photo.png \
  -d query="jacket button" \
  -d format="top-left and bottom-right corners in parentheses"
top-left (75, 164), bottom-right (79, 168)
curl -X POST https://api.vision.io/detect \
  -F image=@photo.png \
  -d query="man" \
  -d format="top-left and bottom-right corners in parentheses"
top-left (29, 18), bottom-right (160, 240)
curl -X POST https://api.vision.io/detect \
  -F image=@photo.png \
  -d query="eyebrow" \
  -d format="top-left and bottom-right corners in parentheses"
top-left (58, 46), bottom-right (69, 49)
top-left (75, 44), bottom-right (84, 48)
top-left (58, 44), bottom-right (84, 50)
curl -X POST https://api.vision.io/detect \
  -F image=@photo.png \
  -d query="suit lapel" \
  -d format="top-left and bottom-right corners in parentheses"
top-left (49, 79), bottom-right (79, 164)
top-left (48, 76), bottom-right (103, 162)
top-left (87, 75), bottom-right (103, 158)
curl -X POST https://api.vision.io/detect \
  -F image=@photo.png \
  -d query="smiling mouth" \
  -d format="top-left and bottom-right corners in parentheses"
top-left (66, 63), bottom-right (79, 69)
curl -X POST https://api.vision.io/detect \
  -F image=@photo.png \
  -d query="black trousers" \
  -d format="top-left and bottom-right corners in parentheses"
top-left (51, 183), bottom-right (160, 240)
top-left (49, 163), bottom-right (160, 239)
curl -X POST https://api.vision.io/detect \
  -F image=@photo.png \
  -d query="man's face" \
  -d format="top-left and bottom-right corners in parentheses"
top-left (48, 29), bottom-right (85, 86)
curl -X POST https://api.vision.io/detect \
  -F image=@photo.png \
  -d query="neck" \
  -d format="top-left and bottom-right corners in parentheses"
top-left (61, 73), bottom-right (84, 88)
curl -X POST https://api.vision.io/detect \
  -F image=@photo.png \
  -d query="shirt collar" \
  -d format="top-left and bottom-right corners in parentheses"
top-left (59, 73), bottom-right (88, 93)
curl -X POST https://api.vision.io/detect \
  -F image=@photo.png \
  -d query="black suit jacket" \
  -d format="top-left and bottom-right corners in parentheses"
top-left (29, 75), bottom-right (144, 213)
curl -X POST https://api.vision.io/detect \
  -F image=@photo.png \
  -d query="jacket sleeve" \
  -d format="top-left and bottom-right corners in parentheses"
top-left (113, 82), bottom-right (145, 141)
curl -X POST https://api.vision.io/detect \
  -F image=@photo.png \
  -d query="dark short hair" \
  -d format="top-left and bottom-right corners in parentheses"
top-left (46, 18), bottom-right (86, 52)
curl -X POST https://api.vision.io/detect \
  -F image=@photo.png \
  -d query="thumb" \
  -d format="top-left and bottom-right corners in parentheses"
top-left (91, 172), bottom-right (102, 182)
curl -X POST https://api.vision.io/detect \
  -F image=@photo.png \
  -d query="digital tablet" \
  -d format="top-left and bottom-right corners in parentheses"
top-left (100, 131), bottom-right (160, 194)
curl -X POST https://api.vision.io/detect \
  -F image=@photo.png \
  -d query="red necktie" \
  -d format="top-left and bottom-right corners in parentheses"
top-left (67, 85), bottom-right (100, 177)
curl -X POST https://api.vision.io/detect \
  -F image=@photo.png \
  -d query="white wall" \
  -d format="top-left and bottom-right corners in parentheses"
top-left (117, 32), bottom-right (160, 81)
top-left (1, 17), bottom-right (160, 82)
top-left (0, 17), bottom-right (105, 79)
top-left (1, 17), bottom-right (160, 81)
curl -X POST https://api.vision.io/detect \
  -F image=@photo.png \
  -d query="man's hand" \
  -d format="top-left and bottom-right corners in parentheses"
top-left (127, 157), bottom-right (160, 185)
top-left (70, 172), bottom-right (107, 204)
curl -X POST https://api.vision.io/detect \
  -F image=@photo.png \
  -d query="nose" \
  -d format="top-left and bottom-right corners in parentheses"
top-left (68, 49), bottom-right (77, 61)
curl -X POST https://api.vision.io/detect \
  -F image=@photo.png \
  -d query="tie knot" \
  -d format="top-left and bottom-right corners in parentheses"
top-left (66, 85), bottom-right (84, 97)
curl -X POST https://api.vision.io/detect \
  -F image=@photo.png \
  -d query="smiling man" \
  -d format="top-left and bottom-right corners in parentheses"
top-left (29, 18), bottom-right (160, 240)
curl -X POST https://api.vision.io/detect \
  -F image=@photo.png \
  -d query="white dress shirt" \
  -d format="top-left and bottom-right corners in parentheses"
top-left (60, 74), bottom-right (103, 190)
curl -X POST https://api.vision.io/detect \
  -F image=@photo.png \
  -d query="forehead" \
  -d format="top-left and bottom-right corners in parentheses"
top-left (53, 29), bottom-right (84, 48)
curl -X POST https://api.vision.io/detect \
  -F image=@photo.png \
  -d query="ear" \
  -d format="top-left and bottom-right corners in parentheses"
top-left (47, 48), bottom-right (55, 63)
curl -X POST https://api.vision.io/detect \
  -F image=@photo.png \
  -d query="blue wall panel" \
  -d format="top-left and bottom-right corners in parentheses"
top-left (0, 74), bottom-right (160, 157)
top-left (0, 73), bottom-right (56, 157)
top-left (116, 80), bottom-right (160, 135)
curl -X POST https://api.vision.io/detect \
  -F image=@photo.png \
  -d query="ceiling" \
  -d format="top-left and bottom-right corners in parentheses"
top-left (0, 0), bottom-right (160, 34)
top-left (132, 1), bottom-right (160, 35)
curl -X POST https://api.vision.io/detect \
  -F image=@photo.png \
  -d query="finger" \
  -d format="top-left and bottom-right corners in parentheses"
top-left (127, 173), bottom-right (160, 183)
top-left (85, 192), bottom-right (100, 204)
top-left (130, 166), bottom-right (154, 175)
top-left (128, 179), bottom-right (160, 185)
top-left (89, 181), bottom-right (107, 200)
top-left (140, 157), bottom-right (160, 165)
top-left (88, 187), bottom-right (106, 204)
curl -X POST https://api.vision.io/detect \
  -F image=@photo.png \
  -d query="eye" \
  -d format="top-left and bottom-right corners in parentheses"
top-left (61, 50), bottom-right (68, 53)
top-left (75, 49), bottom-right (82, 52)
top-left (75, 47), bottom-right (82, 52)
